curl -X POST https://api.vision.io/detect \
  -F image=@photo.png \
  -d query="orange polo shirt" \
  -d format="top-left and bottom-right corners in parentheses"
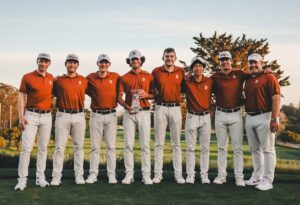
top-left (19, 70), bottom-right (54, 111)
top-left (118, 69), bottom-right (154, 108)
top-left (53, 74), bottom-right (88, 110)
top-left (211, 70), bottom-right (248, 109)
top-left (152, 65), bottom-right (184, 103)
top-left (244, 73), bottom-right (280, 112)
top-left (86, 71), bottom-right (120, 110)
top-left (183, 75), bottom-right (213, 112)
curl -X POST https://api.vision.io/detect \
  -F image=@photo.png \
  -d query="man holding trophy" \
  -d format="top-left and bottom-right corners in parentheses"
top-left (118, 50), bottom-right (155, 185)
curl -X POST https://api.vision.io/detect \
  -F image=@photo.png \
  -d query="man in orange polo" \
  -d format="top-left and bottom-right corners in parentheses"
top-left (51, 54), bottom-right (88, 186)
top-left (211, 51), bottom-right (246, 186)
top-left (85, 54), bottom-right (120, 184)
top-left (118, 50), bottom-right (154, 185)
top-left (152, 48), bottom-right (185, 184)
top-left (244, 53), bottom-right (280, 191)
top-left (183, 56), bottom-right (213, 184)
top-left (15, 53), bottom-right (54, 191)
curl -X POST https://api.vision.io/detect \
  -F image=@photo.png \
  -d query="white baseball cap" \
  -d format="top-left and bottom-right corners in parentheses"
top-left (248, 53), bottom-right (263, 62)
top-left (191, 56), bottom-right (207, 67)
top-left (219, 51), bottom-right (232, 59)
top-left (66, 53), bottom-right (79, 62)
top-left (37, 53), bottom-right (51, 61)
top-left (97, 54), bottom-right (111, 63)
top-left (128, 50), bottom-right (142, 60)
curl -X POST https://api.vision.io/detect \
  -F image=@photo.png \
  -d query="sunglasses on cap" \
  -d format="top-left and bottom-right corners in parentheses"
top-left (99, 60), bottom-right (109, 64)
top-left (220, 58), bottom-right (230, 62)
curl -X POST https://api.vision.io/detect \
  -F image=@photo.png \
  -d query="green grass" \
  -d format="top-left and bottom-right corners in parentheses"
top-left (0, 170), bottom-right (300, 205)
top-left (1, 129), bottom-right (300, 205)
top-left (1, 129), bottom-right (300, 174)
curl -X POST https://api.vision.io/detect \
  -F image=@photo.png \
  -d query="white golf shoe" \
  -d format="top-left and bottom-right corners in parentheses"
top-left (142, 176), bottom-right (153, 185)
top-left (86, 174), bottom-right (97, 184)
top-left (245, 176), bottom-right (262, 186)
top-left (175, 175), bottom-right (185, 184)
top-left (75, 176), bottom-right (85, 185)
top-left (122, 174), bottom-right (134, 185)
top-left (255, 179), bottom-right (273, 191)
top-left (36, 177), bottom-right (50, 188)
top-left (14, 179), bottom-right (27, 191)
top-left (185, 175), bottom-right (195, 184)
top-left (108, 175), bottom-right (118, 184)
top-left (50, 177), bottom-right (61, 186)
top-left (235, 178), bottom-right (246, 187)
top-left (213, 175), bottom-right (226, 184)
top-left (152, 175), bottom-right (163, 184)
top-left (201, 175), bottom-right (211, 184)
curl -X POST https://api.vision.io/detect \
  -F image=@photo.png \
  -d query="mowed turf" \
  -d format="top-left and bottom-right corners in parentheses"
top-left (0, 170), bottom-right (300, 205)
top-left (1, 129), bottom-right (300, 173)
top-left (1, 129), bottom-right (300, 204)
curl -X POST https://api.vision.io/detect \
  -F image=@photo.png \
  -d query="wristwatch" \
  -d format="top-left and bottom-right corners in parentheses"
top-left (271, 117), bottom-right (279, 123)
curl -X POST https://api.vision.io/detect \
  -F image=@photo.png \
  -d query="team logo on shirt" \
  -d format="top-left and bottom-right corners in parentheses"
top-left (49, 80), bottom-right (52, 85)
top-left (232, 75), bottom-right (236, 79)
top-left (176, 74), bottom-right (179, 79)
top-left (109, 80), bottom-right (113, 84)
top-left (78, 80), bottom-right (82, 85)
top-left (255, 79), bottom-right (259, 84)
top-left (142, 77), bottom-right (145, 81)
top-left (204, 85), bottom-right (208, 90)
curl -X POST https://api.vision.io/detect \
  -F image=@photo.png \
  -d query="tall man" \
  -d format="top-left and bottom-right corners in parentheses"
top-left (15, 53), bottom-right (54, 191)
top-left (183, 57), bottom-right (213, 184)
top-left (211, 51), bottom-right (246, 186)
top-left (152, 48), bottom-right (185, 184)
top-left (118, 50), bottom-right (154, 185)
top-left (85, 54), bottom-right (119, 184)
top-left (51, 54), bottom-right (88, 185)
top-left (244, 53), bottom-right (280, 191)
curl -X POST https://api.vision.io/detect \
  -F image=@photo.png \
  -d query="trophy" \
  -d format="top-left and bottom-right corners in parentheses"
top-left (131, 90), bottom-right (141, 113)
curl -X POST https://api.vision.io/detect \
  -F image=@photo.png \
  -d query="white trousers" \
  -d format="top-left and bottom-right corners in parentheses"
top-left (18, 111), bottom-right (52, 180)
top-left (245, 112), bottom-right (276, 183)
top-left (185, 113), bottom-right (211, 177)
top-left (123, 110), bottom-right (151, 177)
top-left (52, 111), bottom-right (86, 179)
top-left (89, 112), bottom-right (117, 176)
top-left (154, 105), bottom-right (183, 176)
top-left (215, 110), bottom-right (244, 179)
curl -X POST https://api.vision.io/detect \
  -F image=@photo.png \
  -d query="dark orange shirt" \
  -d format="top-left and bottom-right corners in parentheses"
top-left (183, 75), bottom-right (213, 112)
top-left (211, 70), bottom-right (248, 109)
top-left (53, 74), bottom-right (88, 110)
top-left (118, 69), bottom-right (154, 108)
top-left (86, 71), bottom-right (120, 110)
top-left (245, 73), bottom-right (280, 112)
top-left (152, 65), bottom-right (184, 103)
top-left (19, 70), bottom-right (54, 110)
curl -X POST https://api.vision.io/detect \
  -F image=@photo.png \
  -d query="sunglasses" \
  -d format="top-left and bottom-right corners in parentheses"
top-left (220, 58), bottom-right (230, 62)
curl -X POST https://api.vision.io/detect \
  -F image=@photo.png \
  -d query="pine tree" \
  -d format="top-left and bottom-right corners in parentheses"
top-left (180, 32), bottom-right (290, 86)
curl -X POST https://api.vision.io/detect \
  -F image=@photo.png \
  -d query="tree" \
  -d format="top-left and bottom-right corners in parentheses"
top-left (180, 32), bottom-right (290, 87)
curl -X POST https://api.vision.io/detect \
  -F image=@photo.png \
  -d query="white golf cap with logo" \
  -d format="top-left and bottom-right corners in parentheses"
top-left (97, 54), bottom-right (111, 63)
top-left (191, 56), bottom-right (207, 67)
top-left (248, 53), bottom-right (263, 62)
top-left (66, 54), bottom-right (79, 62)
top-left (37, 53), bottom-right (51, 61)
top-left (218, 51), bottom-right (232, 59)
top-left (129, 50), bottom-right (142, 60)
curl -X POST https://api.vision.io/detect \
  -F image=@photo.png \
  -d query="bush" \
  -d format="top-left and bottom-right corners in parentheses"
top-left (278, 131), bottom-right (300, 143)
top-left (0, 136), bottom-right (6, 148)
